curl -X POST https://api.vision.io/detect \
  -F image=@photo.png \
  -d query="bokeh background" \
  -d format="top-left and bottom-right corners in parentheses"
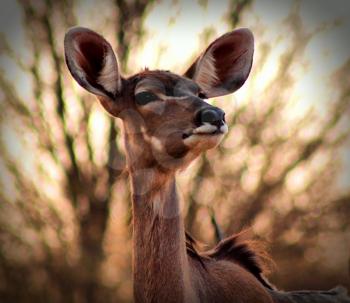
top-left (0, 0), bottom-right (350, 302)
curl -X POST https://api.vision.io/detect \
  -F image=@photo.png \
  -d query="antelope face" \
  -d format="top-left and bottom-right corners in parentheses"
top-left (64, 27), bottom-right (254, 170)
top-left (129, 71), bottom-right (227, 161)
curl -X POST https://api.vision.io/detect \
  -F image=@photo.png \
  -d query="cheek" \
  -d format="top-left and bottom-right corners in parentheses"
top-left (148, 132), bottom-right (190, 170)
top-left (139, 101), bottom-right (166, 115)
top-left (164, 134), bottom-right (189, 159)
top-left (150, 129), bottom-right (189, 159)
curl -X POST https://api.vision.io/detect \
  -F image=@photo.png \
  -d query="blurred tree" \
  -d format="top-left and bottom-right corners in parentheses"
top-left (185, 0), bottom-right (253, 237)
top-left (0, 1), bottom-right (349, 302)
top-left (183, 0), bottom-right (350, 291)
top-left (0, 0), bottom-right (154, 302)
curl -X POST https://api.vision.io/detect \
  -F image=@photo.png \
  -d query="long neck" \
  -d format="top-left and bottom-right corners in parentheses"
top-left (129, 166), bottom-right (193, 303)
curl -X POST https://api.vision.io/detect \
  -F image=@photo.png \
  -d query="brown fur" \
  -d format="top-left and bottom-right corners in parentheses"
top-left (130, 168), bottom-right (274, 303)
top-left (185, 232), bottom-right (275, 290)
top-left (64, 27), bottom-right (350, 303)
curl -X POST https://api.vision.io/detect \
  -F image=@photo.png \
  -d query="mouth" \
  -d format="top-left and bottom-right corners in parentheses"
top-left (182, 123), bottom-right (228, 139)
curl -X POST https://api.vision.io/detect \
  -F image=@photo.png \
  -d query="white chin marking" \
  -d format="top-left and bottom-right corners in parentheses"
top-left (193, 123), bottom-right (217, 134)
top-left (183, 133), bottom-right (224, 148)
top-left (220, 124), bottom-right (228, 134)
top-left (183, 123), bottom-right (228, 148)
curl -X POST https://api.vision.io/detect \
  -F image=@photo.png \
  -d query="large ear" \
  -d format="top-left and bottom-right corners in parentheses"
top-left (184, 28), bottom-right (254, 98)
top-left (64, 27), bottom-right (122, 99)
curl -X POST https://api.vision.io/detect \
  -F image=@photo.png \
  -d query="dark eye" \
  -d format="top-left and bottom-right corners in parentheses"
top-left (198, 92), bottom-right (207, 99)
top-left (135, 91), bottom-right (158, 105)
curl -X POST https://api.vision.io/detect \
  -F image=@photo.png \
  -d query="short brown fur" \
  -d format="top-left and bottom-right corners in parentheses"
top-left (64, 27), bottom-right (350, 303)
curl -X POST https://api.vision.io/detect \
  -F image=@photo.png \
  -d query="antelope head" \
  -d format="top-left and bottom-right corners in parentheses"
top-left (64, 27), bottom-right (254, 172)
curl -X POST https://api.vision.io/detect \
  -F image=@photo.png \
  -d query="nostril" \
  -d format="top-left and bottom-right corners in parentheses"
top-left (196, 108), bottom-right (225, 127)
top-left (202, 110), bottom-right (218, 124)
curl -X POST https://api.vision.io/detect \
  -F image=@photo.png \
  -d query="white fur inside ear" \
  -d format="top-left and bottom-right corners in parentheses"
top-left (194, 50), bottom-right (219, 92)
top-left (97, 51), bottom-right (121, 94)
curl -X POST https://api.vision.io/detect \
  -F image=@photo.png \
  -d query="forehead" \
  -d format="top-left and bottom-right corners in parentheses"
top-left (134, 70), bottom-right (199, 92)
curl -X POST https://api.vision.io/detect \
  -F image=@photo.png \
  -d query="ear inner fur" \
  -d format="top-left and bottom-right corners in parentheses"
top-left (96, 46), bottom-right (121, 94)
top-left (184, 28), bottom-right (254, 98)
top-left (193, 50), bottom-right (219, 93)
top-left (64, 27), bottom-right (121, 99)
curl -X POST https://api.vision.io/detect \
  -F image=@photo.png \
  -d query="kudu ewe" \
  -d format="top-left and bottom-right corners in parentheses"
top-left (64, 27), bottom-right (350, 303)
